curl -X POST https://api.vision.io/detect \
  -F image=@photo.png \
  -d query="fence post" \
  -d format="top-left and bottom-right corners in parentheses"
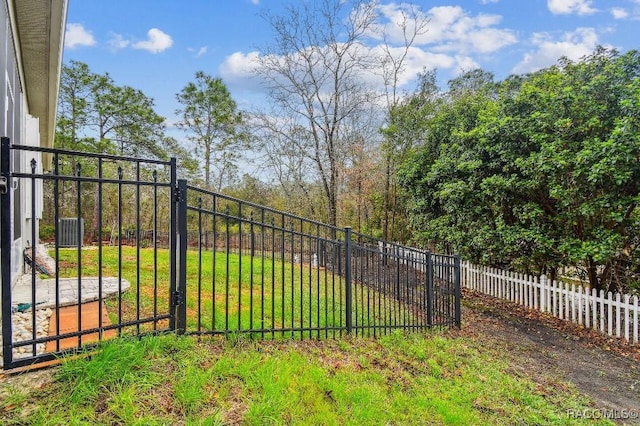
top-left (344, 227), bottom-right (353, 335)
top-left (175, 179), bottom-right (188, 334)
top-left (454, 255), bottom-right (462, 328)
top-left (168, 158), bottom-right (177, 331)
top-left (1, 137), bottom-right (13, 368)
top-left (426, 251), bottom-right (433, 326)
top-left (539, 275), bottom-right (546, 313)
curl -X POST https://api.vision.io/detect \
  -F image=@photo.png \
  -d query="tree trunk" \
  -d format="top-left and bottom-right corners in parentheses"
top-left (586, 256), bottom-right (601, 292)
top-left (204, 142), bottom-right (211, 188)
top-left (382, 154), bottom-right (391, 242)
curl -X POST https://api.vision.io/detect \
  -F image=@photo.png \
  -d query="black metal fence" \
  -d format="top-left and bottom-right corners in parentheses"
top-left (179, 185), bottom-right (460, 339)
top-left (0, 140), bottom-right (460, 370)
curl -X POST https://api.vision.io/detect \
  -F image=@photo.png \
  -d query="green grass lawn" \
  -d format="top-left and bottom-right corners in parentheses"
top-left (0, 332), bottom-right (611, 425)
top-left (3, 246), bottom-right (609, 424)
top-left (55, 246), bottom-right (415, 339)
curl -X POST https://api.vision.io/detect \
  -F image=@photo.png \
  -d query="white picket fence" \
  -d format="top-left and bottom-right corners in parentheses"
top-left (462, 262), bottom-right (639, 344)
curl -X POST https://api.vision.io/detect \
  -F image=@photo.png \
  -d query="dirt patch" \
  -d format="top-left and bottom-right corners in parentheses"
top-left (454, 289), bottom-right (640, 424)
top-left (0, 368), bottom-right (56, 398)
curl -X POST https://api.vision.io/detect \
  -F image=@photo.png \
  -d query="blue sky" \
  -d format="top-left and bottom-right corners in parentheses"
top-left (64, 0), bottom-right (640, 130)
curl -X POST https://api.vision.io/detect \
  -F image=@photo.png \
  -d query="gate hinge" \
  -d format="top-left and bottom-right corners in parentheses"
top-left (174, 185), bottom-right (184, 203)
top-left (172, 290), bottom-right (184, 306)
top-left (0, 177), bottom-right (8, 194)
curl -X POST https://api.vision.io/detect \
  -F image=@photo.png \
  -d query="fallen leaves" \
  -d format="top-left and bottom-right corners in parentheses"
top-left (460, 288), bottom-right (640, 362)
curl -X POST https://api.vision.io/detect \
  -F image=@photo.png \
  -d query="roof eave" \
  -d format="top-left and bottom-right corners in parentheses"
top-left (12, 0), bottom-right (68, 151)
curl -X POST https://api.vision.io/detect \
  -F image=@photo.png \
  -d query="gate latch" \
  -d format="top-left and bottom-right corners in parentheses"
top-left (0, 177), bottom-right (8, 194)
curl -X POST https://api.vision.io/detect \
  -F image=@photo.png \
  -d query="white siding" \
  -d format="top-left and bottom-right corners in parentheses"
top-left (1, 0), bottom-right (27, 285)
top-left (23, 114), bottom-right (42, 248)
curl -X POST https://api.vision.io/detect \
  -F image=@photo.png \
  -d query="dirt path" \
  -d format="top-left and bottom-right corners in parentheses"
top-left (456, 289), bottom-right (640, 424)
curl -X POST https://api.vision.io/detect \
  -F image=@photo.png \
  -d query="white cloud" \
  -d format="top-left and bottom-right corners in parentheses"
top-left (218, 51), bottom-right (266, 93)
top-left (163, 117), bottom-right (180, 129)
top-left (453, 55), bottom-right (482, 74)
top-left (468, 27), bottom-right (517, 53)
top-left (220, 44), bottom-right (466, 97)
top-left (366, 44), bottom-right (458, 85)
top-left (618, 1), bottom-right (640, 19)
top-left (220, 4), bottom-right (516, 97)
top-left (366, 3), bottom-right (429, 43)
top-left (220, 51), bottom-right (260, 81)
top-left (65, 23), bottom-right (96, 49)
top-left (547, 0), bottom-right (597, 16)
top-left (610, 7), bottom-right (629, 19)
top-left (132, 28), bottom-right (173, 53)
top-left (250, 0), bottom-right (260, 4)
top-left (187, 46), bottom-right (208, 57)
top-left (107, 33), bottom-right (130, 51)
top-left (372, 5), bottom-right (517, 55)
top-left (513, 27), bottom-right (604, 74)
top-left (430, 8), bottom-right (517, 54)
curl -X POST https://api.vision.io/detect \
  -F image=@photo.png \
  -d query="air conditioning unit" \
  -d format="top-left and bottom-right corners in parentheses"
top-left (58, 218), bottom-right (84, 247)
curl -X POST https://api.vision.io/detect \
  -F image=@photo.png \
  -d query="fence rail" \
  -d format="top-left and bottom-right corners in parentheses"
top-left (462, 262), bottom-right (640, 344)
top-left (0, 141), bottom-right (461, 369)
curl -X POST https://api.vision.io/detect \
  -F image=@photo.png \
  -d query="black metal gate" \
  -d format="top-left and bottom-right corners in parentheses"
top-left (0, 140), bottom-right (460, 370)
top-left (1, 139), bottom-right (178, 369)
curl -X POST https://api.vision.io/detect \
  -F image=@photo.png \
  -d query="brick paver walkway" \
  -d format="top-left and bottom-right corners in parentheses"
top-left (45, 301), bottom-right (117, 352)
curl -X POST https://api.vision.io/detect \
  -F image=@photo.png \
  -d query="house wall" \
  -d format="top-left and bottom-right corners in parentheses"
top-left (1, 0), bottom-right (41, 286)
top-left (23, 115), bottom-right (43, 249)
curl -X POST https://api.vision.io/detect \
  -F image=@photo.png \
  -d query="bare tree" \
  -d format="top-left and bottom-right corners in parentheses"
top-left (376, 3), bottom-right (429, 242)
top-left (253, 116), bottom-right (320, 218)
top-left (254, 0), bottom-right (378, 226)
